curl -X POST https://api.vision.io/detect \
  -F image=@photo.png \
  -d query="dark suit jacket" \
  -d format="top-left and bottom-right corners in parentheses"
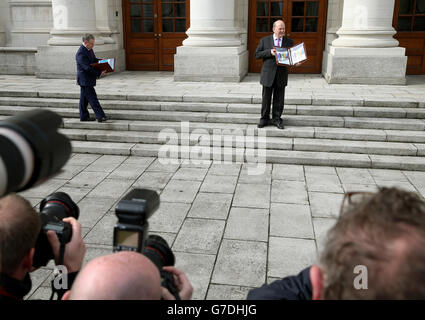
top-left (254, 35), bottom-right (294, 88)
top-left (76, 45), bottom-right (101, 87)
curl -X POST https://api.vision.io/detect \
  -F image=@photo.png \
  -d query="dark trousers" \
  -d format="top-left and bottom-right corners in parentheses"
top-left (79, 86), bottom-right (106, 120)
top-left (261, 77), bottom-right (286, 121)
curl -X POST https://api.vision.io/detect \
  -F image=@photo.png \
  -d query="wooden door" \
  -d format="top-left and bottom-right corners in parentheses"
top-left (393, 0), bottom-right (425, 74)
top-left (248, 0), bottom-right (328, 73)
top-left (123, 0), bottom-right (190, 71)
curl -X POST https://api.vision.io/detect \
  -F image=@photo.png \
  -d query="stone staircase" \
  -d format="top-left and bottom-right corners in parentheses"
top-left (0, 91), bottom-right (424, 170)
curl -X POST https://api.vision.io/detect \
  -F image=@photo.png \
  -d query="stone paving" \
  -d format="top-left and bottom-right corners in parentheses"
top-left (23, 153), bottom-right (425, 300)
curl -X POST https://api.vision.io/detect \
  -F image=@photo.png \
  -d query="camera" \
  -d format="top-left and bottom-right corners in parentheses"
top-left (113, 189), bottom-right (180, 299)
top-left (0, 110), bottom-right (71, 197)
top-left (33, 192), bottom-right (80, 268)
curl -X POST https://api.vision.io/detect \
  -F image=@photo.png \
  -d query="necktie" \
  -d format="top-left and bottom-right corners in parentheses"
top-left (89, 49), bottom-right (94, 59)
top-left (276, 38), bottom-right (280, 47)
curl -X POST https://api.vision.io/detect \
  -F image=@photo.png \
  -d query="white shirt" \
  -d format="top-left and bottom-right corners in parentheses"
top-left (273, 35), bottom-right (283, 47)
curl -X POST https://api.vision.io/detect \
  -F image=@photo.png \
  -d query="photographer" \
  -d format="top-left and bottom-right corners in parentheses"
top-left (247, 188), bottom-right (425, 300)
top-left (62, 251), bottom-right (193, 300)
top-left (0, 193), bottom-right (86, 300)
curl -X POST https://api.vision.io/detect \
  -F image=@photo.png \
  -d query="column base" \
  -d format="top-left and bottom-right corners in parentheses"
top-left (35, 44), bottom-right (125, 79)
top-left (322, 46), bottom-right (407, 85)
top-left (174, 46), bottom-right (248, 82)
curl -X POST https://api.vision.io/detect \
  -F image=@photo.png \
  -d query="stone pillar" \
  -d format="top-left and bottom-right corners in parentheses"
top-left (95, 0), bottom-right (115, 44)
top-left (322, 0), bottom-right (407, 85)
top-left (36, 0), bottom-right (124, 78)
top-left (0, 0), bottom-right (6, 46)
top-left (174, 0), bottom-right (249, 82)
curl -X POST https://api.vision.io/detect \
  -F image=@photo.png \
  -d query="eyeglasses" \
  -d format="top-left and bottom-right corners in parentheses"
top-left (340, 192), bottom-right (374, 215)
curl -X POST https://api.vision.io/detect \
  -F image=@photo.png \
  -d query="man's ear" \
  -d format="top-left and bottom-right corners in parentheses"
top-left (310, 265), bottom-right (324, 300)
top-left (62, 290), bottom-right (71, 300)
top-left (22, 248), bottom-right (35, 272)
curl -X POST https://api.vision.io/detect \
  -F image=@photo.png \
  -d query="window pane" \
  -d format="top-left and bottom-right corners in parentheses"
top-left (131, 19), bottom-right (142, 32)
top-left (399, 0), bottom-right (414, 14)
top-left (306, 1), bottom-right (319, 16)
top-left (130, 4), bottom-right (141, 17)
top-left (292, 1), bottom-right (305, 16)
top-left (143, 19), bottom-right (154, 33)
top-left (175, 3), bottom-right (186, 17)
top-left (305, 17), bottom-right (318, 32)
top-left (257, 2), bottom-right (269, 16)
top-left (292, 18), bottom-right (304, 32)
top-left (162, 3), bottom-right (173, 17)
top-left (162, 19), bottom-right (173, 32)
top-left (142, 4), bottom-right (153, 17)
top-left (175, 19), bottom-right (186, 32)
top-left (416, 0), bottom-right (425, 13)
top-left (270, 2), bottom-right (283, 16)
top-left (398, 16), bottom-right (412, 31)
top-left (256, 18), bottom-right (269, 32)
top-left (413, 16), bottom-right (425, 31)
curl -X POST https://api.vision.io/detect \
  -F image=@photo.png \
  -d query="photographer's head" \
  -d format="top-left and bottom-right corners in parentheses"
top-left (63, 251), bottom-right (162, 300)
top-left (0, 194), bottom-right (39, 279)
top-left (311, 187), bottom-right (425, 299)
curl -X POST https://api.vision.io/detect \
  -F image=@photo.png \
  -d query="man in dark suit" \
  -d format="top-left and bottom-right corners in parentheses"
top-left (76, 34), bottom-right (108, 122)
top-left (254, 20), bottom-right (293, 130)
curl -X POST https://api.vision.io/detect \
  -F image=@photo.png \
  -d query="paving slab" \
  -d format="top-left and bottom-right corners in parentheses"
top-left (309, 192), bottom-right (345, 218)
top-left (268, 237), bottom-right (317, 278)
top-left (270, 203), bottom-right (314, 239)
top-left (212, 240), bottom-right (267, 287)
top-left (188, 193), bottom-right (233, 220)
top-left (233, 183), bottom-right (271, 209)
top-left (224, 207), bottom-right (269, 242)
top-left (200, 174), bottom-right (238, 194)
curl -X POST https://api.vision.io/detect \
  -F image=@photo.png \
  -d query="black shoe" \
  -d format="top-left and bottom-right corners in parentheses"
top-left (80, 117), bottom-right (95, 122)
top-left (97, 116), bottom-right (108, 123)
top-left (258, 119), bottom-right (269, 128)
top-left (272, 118), bottom-right (285, 130)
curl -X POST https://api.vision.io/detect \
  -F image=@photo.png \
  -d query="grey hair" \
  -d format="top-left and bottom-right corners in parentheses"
top-left (82, 33), bottom-right (95, 42)
top-left (273, 20), bottom-right (285, 29)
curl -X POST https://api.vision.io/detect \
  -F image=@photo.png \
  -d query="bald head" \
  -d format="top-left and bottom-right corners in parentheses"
top-left (273, 20), bottom-right (286, 38)
top-left (68, 251), bottom-right (162, 300)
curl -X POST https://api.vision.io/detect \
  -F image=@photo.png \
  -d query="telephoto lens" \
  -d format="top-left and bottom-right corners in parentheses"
top-left (0, 110), bottom-right (71, 197)
top-left (32, 192), bottom-right (80, 268)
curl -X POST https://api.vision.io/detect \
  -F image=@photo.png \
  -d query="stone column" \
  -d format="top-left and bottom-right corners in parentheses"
top-left (95, 0), bottom-right (115, 44)
top-left (0, 0), bottom-right (7, 46)
top-left (36, 0), bottom-right (124, 78)
top-left (48, 0), bottom-right (102, 46)
top-left (322, 0), bottom-right (407, 85)
top-left (174, 0), bottom-right (249, 82)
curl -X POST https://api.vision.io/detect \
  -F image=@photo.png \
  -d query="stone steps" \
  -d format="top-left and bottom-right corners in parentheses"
top-left (71, 141), bottom-right (425, 171)
top-left (0, 92), bottom-right (424, 170)
top-left (1, 97), bottom-right (425, 118)
top-left (61, 128), bottom-right (424, 157)
top-left (1, 105), bottom-right (424, 130)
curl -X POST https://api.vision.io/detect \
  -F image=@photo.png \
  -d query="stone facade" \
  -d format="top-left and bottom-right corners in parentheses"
top-left (0, 0), bottom-right (410, 84)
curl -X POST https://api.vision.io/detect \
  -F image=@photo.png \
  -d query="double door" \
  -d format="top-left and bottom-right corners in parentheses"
top-left (393, 0), bottom-right (425, 74)
top-left (123, 0), bottom-right (190, 71)
top-left (248, 0), bottom-right (328, 73)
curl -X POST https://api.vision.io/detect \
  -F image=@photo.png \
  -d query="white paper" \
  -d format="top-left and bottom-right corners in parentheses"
top-left (289, 43), bottom-right (306, 65)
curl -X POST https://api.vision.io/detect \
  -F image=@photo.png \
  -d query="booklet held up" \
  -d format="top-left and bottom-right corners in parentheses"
top-left (91, 58), bottom-right (115, 73)
top-left (275, 43), bottom-right (307, 66)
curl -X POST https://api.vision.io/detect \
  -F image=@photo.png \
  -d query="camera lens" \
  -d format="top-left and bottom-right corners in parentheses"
top-left (143, 235), bottom-right (175, 270)
top-left (0, 110), bottom-right (71, 196)
top-left (39, 191), bottom-right (80, 220)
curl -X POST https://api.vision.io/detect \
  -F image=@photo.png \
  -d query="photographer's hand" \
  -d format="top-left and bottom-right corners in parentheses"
top-left (46, 217), bottom-right (86, 273)
top-left (161, 266), bottom-right (193, 300)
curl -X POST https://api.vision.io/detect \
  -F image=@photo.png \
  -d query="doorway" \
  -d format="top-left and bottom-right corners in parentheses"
top-left (248, 0), bottom-right (328, 73)
top-left (123, 0), bottom-right (190, 71)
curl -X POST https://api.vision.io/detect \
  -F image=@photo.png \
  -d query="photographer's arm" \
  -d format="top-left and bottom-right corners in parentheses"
top-left (161, 266), bottom-right (193, 300)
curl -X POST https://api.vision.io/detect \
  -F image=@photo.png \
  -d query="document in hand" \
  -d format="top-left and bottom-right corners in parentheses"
top-left (275, 43), bottom-right (307, 66)
top-left (91, 58), bottom-right (115, 73)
